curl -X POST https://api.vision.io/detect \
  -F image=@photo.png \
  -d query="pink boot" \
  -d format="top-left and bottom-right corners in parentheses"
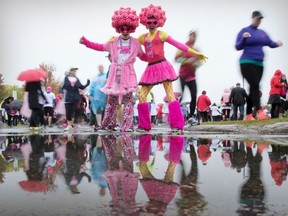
top-left (168, 101), bottom-right (184, 131)
top-left (137, 102), bottom-right (151, 132)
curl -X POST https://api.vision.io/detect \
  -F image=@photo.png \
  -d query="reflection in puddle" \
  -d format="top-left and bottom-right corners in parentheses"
top-left (0, 133), bottom-right (287, 215)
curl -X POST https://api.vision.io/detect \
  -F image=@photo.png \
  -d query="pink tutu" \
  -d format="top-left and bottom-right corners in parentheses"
top-left (139, 60), bottom-right (178, 85)
top-left (55, 99), bottom-right (66, 115)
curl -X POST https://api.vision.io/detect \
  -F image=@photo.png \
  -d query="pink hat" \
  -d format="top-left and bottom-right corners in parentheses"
top-left (46, 86), bottom-right (52, 92)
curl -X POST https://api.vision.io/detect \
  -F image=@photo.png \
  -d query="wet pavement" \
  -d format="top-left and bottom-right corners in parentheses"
top-left (0, 125), bottom-right (288, 216)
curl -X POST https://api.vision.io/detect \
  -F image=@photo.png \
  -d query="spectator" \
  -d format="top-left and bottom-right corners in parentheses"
top-left (229, 83), bottom-right (248, 120)
top-left (43, 86), bottom-right (56, 127)
top-left (220, 88), bottom-right (232, 121)
top-left (268, 69), bottom-right (285, 118)
top-left (196, 90), bottom-right (211, 122)
top-left (62, 67), bottom-right (90, 131)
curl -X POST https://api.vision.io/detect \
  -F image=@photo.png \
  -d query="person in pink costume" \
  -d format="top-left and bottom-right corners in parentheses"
top-left (79, 7), bottom-right (146, 132)
top-left (136, 4), bottom-right (207, 133)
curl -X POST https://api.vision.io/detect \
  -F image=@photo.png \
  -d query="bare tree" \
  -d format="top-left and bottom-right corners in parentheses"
top-left (39, 63), bottom-right (62, 93)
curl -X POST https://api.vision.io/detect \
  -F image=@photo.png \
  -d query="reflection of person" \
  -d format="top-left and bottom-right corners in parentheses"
top-left (268, 69), bottom-right (285, 119)
top-left (177, 137), bottom-right (207, 215)
top-left (136, 4), bottom-right (207, 133)
top-left (89, 134), bottom-right (108, 196)
top-left (138, 134), bottom-right (184, 215)
top-left (237, 142), bottom-right (266, 214)
top-left (62, 68), bottom-right (90, 131)
top-left (229, 83), bottom-right (248, 120)
top-left (230, 141), bottom-right (247, 173)
top-left (175, 30), bottom-right (202, 123)
top-left (101, 134), bottom-right (140, 215)
top-left (268, 144), bottom-right (288, 186)
top-left (197, 138), bottom-right (212, 165)
top-left (235, 10), bottom-right (283, 120)
top-left (80, 7), bottom-right (146, 132)
top-left (59, 135), bottom-right (92, 194)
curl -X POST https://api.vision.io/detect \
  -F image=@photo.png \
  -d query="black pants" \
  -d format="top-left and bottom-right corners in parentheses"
top-left (179, 78), bottom-right (197, 118)
top-left (30, 108), bottom-right (43, 127)
top-left (240, 63), bottom-right (263, 115)
top-left (65, 103), bottom-right (78, 121)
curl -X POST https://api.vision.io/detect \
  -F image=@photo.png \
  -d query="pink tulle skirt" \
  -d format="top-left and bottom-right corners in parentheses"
top-left (55, 100), bottom-right (66, 115)
top-left (139, 60), bottom-right (178, 85)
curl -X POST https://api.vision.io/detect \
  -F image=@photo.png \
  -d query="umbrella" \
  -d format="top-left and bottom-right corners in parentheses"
top-left (19, 180), bottom-right (49, 193)
top-left (10, 99), bottom-right (23, 109)
top-left (163, 92), bottom-right (182, 102)
top-left (18, 69), bottom-right (47, 82)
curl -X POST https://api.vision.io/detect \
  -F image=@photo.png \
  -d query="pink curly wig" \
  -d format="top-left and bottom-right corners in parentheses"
top-left (111, 7), bottom-right (139, 33)
top-left (139, 4), bottom-right (167, 27)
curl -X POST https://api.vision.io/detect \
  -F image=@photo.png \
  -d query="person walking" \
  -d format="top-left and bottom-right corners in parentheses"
top-left (62, 68), bottom-right (90, 131)
top-left (229, 83), bottom-right (248, 120)
top-left (196, 90), bottom-right (211, 122)
top-left (25, 81), bottom-right (47, 130)
top-left (220, 88), bottom-right (232, 121)
top-left (175, 30), bottom-right (202, 124)
top-left (136, 4), bottom-right (207, 133)
top-left (43, 86), bottom-right (56, 127)
top-left (235, 10), bottom-right (283, 120)
top-left (268, 69), bottom-right (285, 119)
top-left (80, 7), bottom-right (147, 132)
top-left (88, 64), bottom-right (107, 129)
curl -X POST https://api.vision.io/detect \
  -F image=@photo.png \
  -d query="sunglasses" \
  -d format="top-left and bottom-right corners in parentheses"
top-left (146, 20), bottom-right (158, 26)
top-left (119, 26), bottom-right (132, 32)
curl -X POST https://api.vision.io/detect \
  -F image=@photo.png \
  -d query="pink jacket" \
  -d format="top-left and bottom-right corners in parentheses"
top-left (82, 36), bottom-right (146, 103)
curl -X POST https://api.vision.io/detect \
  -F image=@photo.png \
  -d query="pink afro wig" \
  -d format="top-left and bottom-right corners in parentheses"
top-left (139, 4), bottom-right (167, 27)
top-left (111, 7), bottom-right (139, 33)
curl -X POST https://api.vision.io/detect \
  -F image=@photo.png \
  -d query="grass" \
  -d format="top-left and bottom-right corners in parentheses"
top-left (201, 117), bottom-right (288, 126)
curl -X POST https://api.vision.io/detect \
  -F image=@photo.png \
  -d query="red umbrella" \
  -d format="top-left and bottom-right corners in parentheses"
top-left (19, 180), bottom-right (49, 193)
top-left (18, 69), bottom-right (47, 82)
top-left (163, 92), bottom-right (182, 102)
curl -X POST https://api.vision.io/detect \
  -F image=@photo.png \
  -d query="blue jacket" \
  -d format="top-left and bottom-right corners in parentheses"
top-left (235, 25), bottom-right (278, 63)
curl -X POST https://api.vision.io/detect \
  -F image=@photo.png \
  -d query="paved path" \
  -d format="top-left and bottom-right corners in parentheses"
top-left (1, 122), bottom-right (288, 145)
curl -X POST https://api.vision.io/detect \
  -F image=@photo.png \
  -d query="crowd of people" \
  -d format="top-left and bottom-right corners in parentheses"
top-left (0, 6), bottom-right (286, 132)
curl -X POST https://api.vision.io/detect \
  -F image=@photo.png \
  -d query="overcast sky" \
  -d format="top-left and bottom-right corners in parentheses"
top-left (1, 0), bottom-right (287, 104)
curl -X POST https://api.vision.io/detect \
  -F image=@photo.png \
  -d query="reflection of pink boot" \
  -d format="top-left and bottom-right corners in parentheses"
top-left (136, 102), bottom-right (151, 132)
top-left (169, 101), bottom-right (184, 132)
top-left (138, 135), bottom-right (152, 162)
top-left (168, 136), bottom-right (184, 163)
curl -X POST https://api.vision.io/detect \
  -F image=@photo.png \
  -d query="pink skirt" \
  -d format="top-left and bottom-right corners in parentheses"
top-left (139, 60), bottom-right (178, 85)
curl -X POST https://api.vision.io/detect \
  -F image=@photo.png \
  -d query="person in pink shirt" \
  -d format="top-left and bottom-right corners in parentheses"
top-left (196, 90), bottom-right (211, 122)
top-left (136, 4), bottom-right (207, 133)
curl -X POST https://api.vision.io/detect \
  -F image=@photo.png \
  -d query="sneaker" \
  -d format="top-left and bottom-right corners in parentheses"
top-left (98, 127), bottom-right (112, 132)
top-left (257, 109), bottom-right (269, 120)
top-left (244, 114), bottom-right (255, 121)
top-left (124, 128), bottom-right (134, 132)
top-left (64, 125), bottom-right (72, 131)
top-left (188, 117), bottom-right (200, 126)
top-left (136, 127), bottom-right (148, 132)
top-left (93, 125), bottom-right (101, 132)
top-left (113, 126), bottom-right (120, 131)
